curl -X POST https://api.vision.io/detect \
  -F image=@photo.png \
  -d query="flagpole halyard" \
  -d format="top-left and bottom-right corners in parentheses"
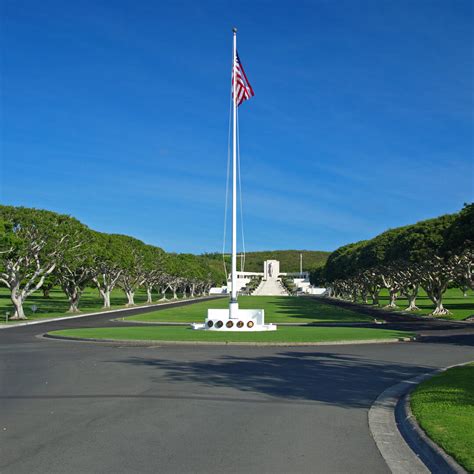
top-left (230, 26), bottom-right (238, 315)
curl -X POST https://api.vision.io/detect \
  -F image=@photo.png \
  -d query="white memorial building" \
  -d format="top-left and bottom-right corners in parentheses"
top-left (208, 259), bottom-right (325, 296)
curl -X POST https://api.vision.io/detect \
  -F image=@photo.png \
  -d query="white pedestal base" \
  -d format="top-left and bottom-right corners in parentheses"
top-left (191, 305), bottom-right (277, 332)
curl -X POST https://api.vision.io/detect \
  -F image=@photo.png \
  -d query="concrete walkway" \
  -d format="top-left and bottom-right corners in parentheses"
top-left (253, 277), bottom-right (289, 296)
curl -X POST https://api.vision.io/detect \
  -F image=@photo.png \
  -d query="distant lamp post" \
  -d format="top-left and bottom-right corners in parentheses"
top-left (5, 312), bottom-right (10, 323)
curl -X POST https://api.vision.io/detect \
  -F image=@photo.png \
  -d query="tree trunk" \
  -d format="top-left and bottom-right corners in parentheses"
top-left (159, 287), bottom-right (168, 301)
top-left (68, 300), bottom-right (80, 313)
top-left (99, 289), bottom-right (111, 308)
top-left (171, 287), bottom-right (178, 300)
top-left (190, 284), bottom-right (195, 298)
top-left (146, 287), bottom-right (153, 303)
top-left (42, 287), bottom-right (51, 298)
top-left (385, 289), bottom-right (398, 308)
top-left (351, 288), bottom-right (358, 303)
top-left (427, 290), bottom-right (451, 316)
top-left (405, 294), bottom-right (419, 311)
top-left (10, 292), bottom-right (27, 320)
top-left (126, 291), bottom-right (135, 306)
top-left (431, 299), bottom-right (451, 316)
top-left (371, 291), bottom-right (380, 305)
top-left (67, 288), bottom-right (82, 313)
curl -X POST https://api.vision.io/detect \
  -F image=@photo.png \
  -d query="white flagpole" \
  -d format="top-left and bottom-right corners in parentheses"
top-left (231, 27), bottom-right (238, 312)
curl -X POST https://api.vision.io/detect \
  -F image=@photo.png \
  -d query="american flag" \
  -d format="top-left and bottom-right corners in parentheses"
top-left (232, 52), bottom-right (254, 106)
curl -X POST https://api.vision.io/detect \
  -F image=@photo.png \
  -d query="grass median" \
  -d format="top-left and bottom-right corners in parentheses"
top-left (48, 326), bottom-right (413, 344)
top-left (123, 296), bottom-right (375, 324)
top-left (411, 363), bottom-right (474, 472)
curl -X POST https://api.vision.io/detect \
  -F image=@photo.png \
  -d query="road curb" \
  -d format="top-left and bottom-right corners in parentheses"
top-left (112, 318), bottom-right (387, 327)
top-left (368, 361), bottom-right (472, 474)
top-left (0, 296), bottom-right (222, 330)
top-left (43, 333), bottom-right (415, 347)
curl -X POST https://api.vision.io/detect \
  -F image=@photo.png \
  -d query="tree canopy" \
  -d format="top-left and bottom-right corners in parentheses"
top-left (311, 204), bottom-right (473, 316)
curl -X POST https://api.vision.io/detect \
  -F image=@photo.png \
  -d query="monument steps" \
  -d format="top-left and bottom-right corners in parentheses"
top-left (252, 278), bottom-right (289, 296)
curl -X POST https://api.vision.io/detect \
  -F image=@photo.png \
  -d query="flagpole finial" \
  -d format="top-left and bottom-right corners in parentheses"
top-left (233, 27), bottom-right (237, 33)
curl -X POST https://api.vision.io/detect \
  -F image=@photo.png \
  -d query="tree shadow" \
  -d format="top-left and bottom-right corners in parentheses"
top-left (270, 296), bottom-right (371, 323)
top-left (417, 332), bottom-right (474, 347)
top-left (115, 351), bottom-right (432, 408)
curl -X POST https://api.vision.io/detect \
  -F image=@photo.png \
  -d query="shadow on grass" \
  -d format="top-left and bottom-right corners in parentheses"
top-left (115, 351), bottom-right (432, 407)
top-left (270, 296), bottom-right (371, 323)
top-left (0, 288), bottom-right (156, 320)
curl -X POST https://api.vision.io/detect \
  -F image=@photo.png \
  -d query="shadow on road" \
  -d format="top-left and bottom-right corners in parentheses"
top-left (115, 351), bottom-right (433, 407)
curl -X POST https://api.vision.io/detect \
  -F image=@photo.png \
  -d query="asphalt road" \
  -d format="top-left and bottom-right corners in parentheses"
top-left (1, 301), bottom-right (473, 474)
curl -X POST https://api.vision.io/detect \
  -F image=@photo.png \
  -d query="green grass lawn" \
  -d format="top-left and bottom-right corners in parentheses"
top-left (363, 288), bottom-right (474, 321)
top-left (410, 363), bottom-right (474, 472)
top-left (0, 286), bottom-right (169, 324)
top-left (124, 296), bottom-right (375, 324)
top-left (49, 325), bottom-right (413, 344)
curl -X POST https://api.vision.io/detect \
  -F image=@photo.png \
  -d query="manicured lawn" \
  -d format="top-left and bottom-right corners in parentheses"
top-left (124, 296), bottom-right (375, 324)
top-left (49, 326), bottom-right (413, 343)
top-left (0, 286), bottom-right (169, 324)
top-left (364, 288), bottom-right (474, 321)
top-left (411, 363), bottom-right (474, 472)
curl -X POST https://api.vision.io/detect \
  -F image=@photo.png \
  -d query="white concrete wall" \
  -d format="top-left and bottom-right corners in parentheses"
top-left (209, 286), bottom-right (228, 295)
top-left (306, 287), bottom-right (327, 295)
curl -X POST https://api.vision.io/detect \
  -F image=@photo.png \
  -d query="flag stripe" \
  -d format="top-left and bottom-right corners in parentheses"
top-left (232, 52), bottom-right (254, 106)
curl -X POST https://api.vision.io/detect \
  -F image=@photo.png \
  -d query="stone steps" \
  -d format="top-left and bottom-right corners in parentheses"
top-left (252, 278), bottom-right (289, 296)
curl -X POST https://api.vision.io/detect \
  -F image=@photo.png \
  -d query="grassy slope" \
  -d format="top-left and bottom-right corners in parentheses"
top-left (0, 286), bottom-right (163, 324)
top-left (411, 364), bottom-right (474, 472)
top-left (204, 250), bottom-right (330, 274)
top-left (125, 296), bottom-right (375, 324)
top-left (50, 326), bottom-right (412, 343)
top-left (374, 288), bottom-right (474, 321)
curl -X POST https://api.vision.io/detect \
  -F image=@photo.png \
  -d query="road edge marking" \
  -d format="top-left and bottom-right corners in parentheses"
top-left (0, 296), bottom-right (222, 330)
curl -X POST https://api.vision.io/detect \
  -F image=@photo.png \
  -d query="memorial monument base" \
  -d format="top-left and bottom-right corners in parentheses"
top-left (191, 303), bottom-right (277, 331)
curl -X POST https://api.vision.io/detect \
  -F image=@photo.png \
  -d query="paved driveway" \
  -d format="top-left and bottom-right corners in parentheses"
top-left (1, 304), bottom-right (473, 473)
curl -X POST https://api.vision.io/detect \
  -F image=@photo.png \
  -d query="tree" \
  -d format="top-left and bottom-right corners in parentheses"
top-left (91, 233), bottom-right (124, 309)
top-left (56, 227), bottom-right (95, 313)
top-left (320, 209), bottom-right (463, 315)
top-left (140, 246), bottom-right (164, 303)
top-left (156, 272), bottom-right (172, 301)
top-left (0, 206), bottom-right (80, 319)
top-left (309, 267), bottom-right (326, 287)
top-left (115, 235), bottom-right (148, 307)
top-left (418, 256), bottom-right (456, 316)
top-left (398, 265), bottom-right (420, 311)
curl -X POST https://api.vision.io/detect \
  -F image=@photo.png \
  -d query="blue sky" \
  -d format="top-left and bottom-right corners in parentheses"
top-left (1, 0), bottom-right (473, 253)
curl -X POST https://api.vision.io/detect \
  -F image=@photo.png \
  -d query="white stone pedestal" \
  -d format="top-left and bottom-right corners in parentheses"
top-left (191, 303), bottom-right (277, 331)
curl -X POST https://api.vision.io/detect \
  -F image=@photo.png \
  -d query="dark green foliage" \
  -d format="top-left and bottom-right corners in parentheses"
top-left (322, 208), bottom-right (468, 282)
top-left (443, 203), bottom-right (474, 255)
top-left (203, 250), bottom-right (330, 274)
top-left (0, 205), bottom-right (226, 316)
top-left (317, 204), bottom-right (474, 318)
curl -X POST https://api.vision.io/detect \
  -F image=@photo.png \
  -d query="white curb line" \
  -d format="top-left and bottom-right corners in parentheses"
top-left (0, 296), bottom-right (221, 330)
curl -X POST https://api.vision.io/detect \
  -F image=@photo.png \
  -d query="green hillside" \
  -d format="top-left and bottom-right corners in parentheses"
top-left (203, 250), bottom-right (330, 276)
